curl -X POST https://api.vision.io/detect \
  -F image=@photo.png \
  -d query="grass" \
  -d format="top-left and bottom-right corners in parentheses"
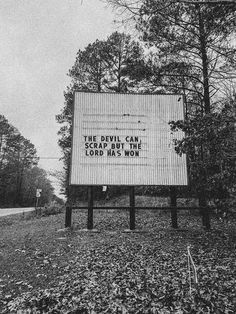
top-left (0, 197), bottom-right (235, 313)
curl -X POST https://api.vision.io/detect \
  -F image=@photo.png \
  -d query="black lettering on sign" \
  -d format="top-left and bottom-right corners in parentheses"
top-left (125, 136), bottom-right (139, 142)
top-left (85, 150), bottom-right (104, 156)
top-left (124, 150), bottom-right (140, 157)
top-left (84, 136), bottom-right (97, 142)
top-left (107, 150), bottom-right (121, 157)
top-left (101, 136), bottom-right (121, 142)
top-left (111, 143), bottom-right (124, 149)
top-left (83, 135), bottom-right (144, 158)
top-left (84, 142), bottom-right (108, 149)
top-left (129, 143), bottom-right (141, 150)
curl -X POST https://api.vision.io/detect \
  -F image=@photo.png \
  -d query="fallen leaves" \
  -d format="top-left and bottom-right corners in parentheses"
top-left (0, 211), bottom-right (235, 313)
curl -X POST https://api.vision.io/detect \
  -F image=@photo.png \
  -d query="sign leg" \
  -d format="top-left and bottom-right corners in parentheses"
top-left (65, 186), bottom-right (72, 228)
top-left (199, 192), bottom-right (210, 229)
top-left (87, 186), bottom-right (94, 230)
top-left (129, 186), bottom-right (135, 230)
top-left (170, 187), bottom-right (178, 229)
top-left (199, 192), bottom-right (206, 226)
top-left (65, 204), bottom-right (72, 228)
top-left (203, 206), bottom-right (211, 230)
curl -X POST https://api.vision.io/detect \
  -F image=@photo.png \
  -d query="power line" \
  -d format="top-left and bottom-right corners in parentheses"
top-left (39, 157), bottom-right (61, 160)
top-left (178, 0), bottom-right (236, 3)
top-left (16, 156), bottom-right (62, 160)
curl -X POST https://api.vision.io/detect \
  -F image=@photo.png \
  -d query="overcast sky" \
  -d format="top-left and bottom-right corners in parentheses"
top-left (0, 0), bottom-right (117, 194)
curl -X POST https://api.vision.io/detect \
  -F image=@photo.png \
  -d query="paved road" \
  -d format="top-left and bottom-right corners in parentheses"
top-left (0, 207), bottom-right (35, 217)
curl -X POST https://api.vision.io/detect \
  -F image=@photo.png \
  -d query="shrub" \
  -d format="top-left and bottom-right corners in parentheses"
top-left (37, 203), bottom-right (64, 217)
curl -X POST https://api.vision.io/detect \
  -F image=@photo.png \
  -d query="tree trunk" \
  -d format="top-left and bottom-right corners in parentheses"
top-left (197, 4), bottom-right (211, 114)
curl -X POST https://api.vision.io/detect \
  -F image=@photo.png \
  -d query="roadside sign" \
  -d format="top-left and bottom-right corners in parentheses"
top-left (70, 92), bottom-right (188, 186)
top-left (36, 189), bottom-right (42, 198)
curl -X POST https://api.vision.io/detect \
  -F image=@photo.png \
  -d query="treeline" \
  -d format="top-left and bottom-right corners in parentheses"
top-left (0, 115), bottom-right (54, 207)
top-left (57, 1), bottom-right (236, 210)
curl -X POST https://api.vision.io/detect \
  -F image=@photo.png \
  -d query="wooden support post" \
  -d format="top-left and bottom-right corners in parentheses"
top-left (199, 193), bottom-right (210, 230)
top-left (87, 186), bottom-right (94, 230)
top-left (65, 204), bottom-right (72, 228)
top-left (170, 187), bottom-right (178, 229)
top-left (199, 192), bottom-right (206, 226)
top-left (203, 206), bottom-right (211, 230)
top-left (65, 186), bottom-right (72, 228)
top-left (129, 186), bottom-right (135, 230)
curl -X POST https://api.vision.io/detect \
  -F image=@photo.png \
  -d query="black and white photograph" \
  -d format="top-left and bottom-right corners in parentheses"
top-left (0, 0), bottom-right (236, 313)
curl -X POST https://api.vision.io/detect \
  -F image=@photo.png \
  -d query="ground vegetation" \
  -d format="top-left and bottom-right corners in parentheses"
top-left (0, 201), bottom-right (235, 313)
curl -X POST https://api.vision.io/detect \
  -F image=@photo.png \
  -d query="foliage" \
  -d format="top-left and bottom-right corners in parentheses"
top-left (0, 115), bottom-right (55, 207)
top-left (170, 96), bottom-right (236, 210)
top-left (0, 206), bottom-right (235, 313)
top-left (49, 170), bottom-right (67, 196)
top-left (105, 0), bottom-right (236, 207)
top-left (68, 32), bottom-right (146, 93)
top-left (23, 167), bottom-right (55, 207)
top-left (0, 115), bottom-right (37, 206)
top-left (56, 3), bottom-right (236, 206)
top-left (37, 203), bottom-right (65, 217)
top-left (107, 0), bottom-right (236, 113)
top-left (56, 32), bottom-right (147, 198)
